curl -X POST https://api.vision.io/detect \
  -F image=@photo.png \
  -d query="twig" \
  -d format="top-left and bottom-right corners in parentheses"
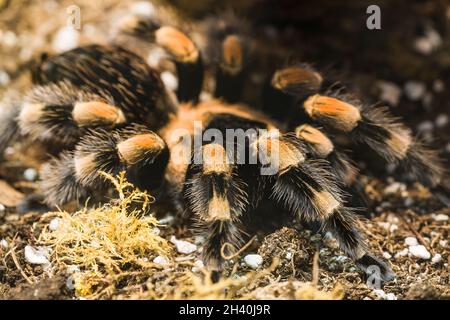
top-left (312, 250), bottom-right (319, 287)
top-left (220, 236), bottom-right (257, 260)
top-left (10, 246), bottom-right (33, 284)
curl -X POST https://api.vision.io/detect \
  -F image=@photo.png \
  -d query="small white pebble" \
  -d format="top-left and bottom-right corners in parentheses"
top-left (23, 168), bottom-right (38, 181)
top-left (389, 224), bottom-right (398, 233)
top-left (405, 237), bottom-right (418, 246)
top-left (49, 217), bottom-right (60, 231)
top-left (153, 255), bottom-right (169, 265)
top-left (191, 260), bottom-right (204, 273)
top-left (335, 255), bottom-right (348, 263)
top-left (382, 252), bottom-right (392, 260)
top-left (432, 79), bottom-right (445, 93)
top-left (384, 182), bottom-right (406, 194)
top-left (409, 245), bottom-right (431, 260)
top-left (431, 254), bottom-right (442, 265)
top-left (404, 198), bottom-right (414, 207)
top-left (386, 293), bottom-right (397, 300)
top-left (395, 248), bottom-right (409, 259)
top-left (435, 114), bottom-right (449, 128)
top-left (363, 297), bottom-right (372, 300)
top-left (373, 289), bottom-right (387, 299)
top-left (159, 215), bottom-right (174, 225)
top-left (404, 81), bottom-right (426, 101)
top-left (146, 47), bottom-right (166, 68)
top-left (285, 251), bottom-right (293, 260)
top-left (52, 26), bottom-right (80, 53)
top-left (438, 240), bottom-right (447, 248)
top-left (161, 71), bottom-right (178, 91)
top-left (170, 236), bottom-right (197, 254)
top-left (413, 26), bottom-right (442, 55)
top-left (417, 120), bottom-right (434, 133)
top-left (0, 203), bottom-right (5, 213)
top-left (243, 254), bottom-right (263, 269)
top-left (376, 81), bottom-right (402, 106)
top-left (2, 31), bottom-right (18, 47)
top-left (433, 213), bottom-right (448, 222)
top-left (0, 70), bottom-right (10, 86)
top-left (24, 245), bottom-right (51, 265)
top-left (130, 1), bottom-right (156, 17)
top-left (66, 265), bottom-right (80, 274)
top-left (0, 239), bottom-right (8, 249)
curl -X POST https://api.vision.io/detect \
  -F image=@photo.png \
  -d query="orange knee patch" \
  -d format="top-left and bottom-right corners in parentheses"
top-left (272, 66), bottom-right (322, 92)
top-left (118, 133), bottom-right (165, 165)
top-left (155, 26), bottom-right (199, 63)
top-left (304, 95), bottom-right (361, 132)
top-left (221, 35), bottom-right (243, 75)
top-left (296, 124), bottom-right (334, 158)
top-left (73, 101), bottom-right (126, 127)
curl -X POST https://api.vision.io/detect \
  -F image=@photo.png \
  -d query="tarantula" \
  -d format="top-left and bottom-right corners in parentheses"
top-left (0, 9), bottom-right (447, 283)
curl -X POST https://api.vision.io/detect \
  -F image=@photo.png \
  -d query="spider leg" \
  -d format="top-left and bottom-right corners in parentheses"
top-left (253, 133), bottom-right (394, 281)
top-left (262, 64), bottom-right (322, 125)
top-left (184, 143), bottom-right (249, 273)
top-left (202, 11), bottom-right (251, 103)
top-left (40, 124), bottom-right (168, 207)
top-left (302, 94), bottom-right (446, 188)
top-left (17, 81), bottom-right (125, 149)
top-left (295, 124), bottom-right (368, 208)
top-left (31, 45), bottom-right (176, 129)
top-left (119, 16), bottom-right (204, 103)
top-left (0, 91), bottom-right (21, 158)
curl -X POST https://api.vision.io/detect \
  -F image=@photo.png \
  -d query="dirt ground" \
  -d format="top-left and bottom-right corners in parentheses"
top-left (0, 0), bottom-right (449, 300)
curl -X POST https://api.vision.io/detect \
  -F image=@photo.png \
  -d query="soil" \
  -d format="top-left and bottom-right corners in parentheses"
top-left (0, 0), bottom-right (449, 300)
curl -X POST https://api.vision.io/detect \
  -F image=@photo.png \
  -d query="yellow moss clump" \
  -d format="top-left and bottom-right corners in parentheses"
top-left (38, 172), bottom-right (172, 299)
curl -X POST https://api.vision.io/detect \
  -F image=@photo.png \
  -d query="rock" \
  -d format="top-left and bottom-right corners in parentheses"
top-left (409, 245), bottom-right (431, 260)
top-left (432, 214), bottom-right (448, 222)
top-left (23, 168), bottom-right (38, 181)
top-left (376, 81), bottom-right (401, 106)
top-left (0, 203), bottom-right (5, 213)
top-left (159, 215), bottom-right (175, 225)
top-left (382, 252), bottom-right (392, 260)
top-left (160, 71), bottom-right (178, 91)
top-left (431, 254), bottom-right (442, 265)
top-left (2, 31), bottom-right (18, 47)
top-left (432, 80), bottom-right (444, 93)
top-left (244, 254), bottom-right (263, 269)
top-left (170, 236), bottom-right (197, 254)
top-left (0, 239), bottom-right (8, 249)
top-left (395, 248), bottom-right (409, 259)
top-left (386, 293), bottom-right (397, 300)
top-left (130, 1), bottom-right (156, 17)
top-left (192, 260), bottom-right (204, 273)
top-left (146, 47), bottom-right (166, 68)
top-left (435, 114), bottom-right (449, 128)
top-left (404, 81), bottom-right (426, 101)
top-left (49, 217), bottom-right (60, 231)
top-left (373, 289), bottom-right (387, 299)
top-left (384, 182), bottom-right (406, 194)
top-left (413, 26), bottom-right (442, 55)
top-left (153, 255), bottom-right (169, 265)
top-left (52, 26), bottom-right (80, 53)
top-left (0, 70), bottom-right (10, 86)
top-left (405, 237), bottom-right (418, 246)
top-left (24, 245), bottom-right (51, 265)
top-left (417, 120), bottom-right (434, 133)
